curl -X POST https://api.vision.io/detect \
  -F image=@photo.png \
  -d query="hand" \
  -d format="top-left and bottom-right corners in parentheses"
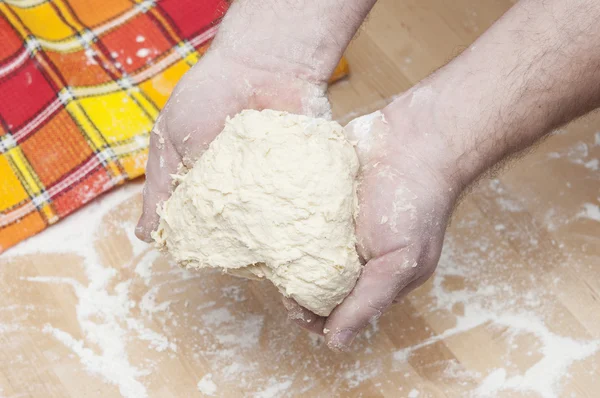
top-left (135, 50), bottom-right (331, 241)
top-left (284, 89), bottom-right (462, 351)
top-left (135, 0), bottom-right (378, 241)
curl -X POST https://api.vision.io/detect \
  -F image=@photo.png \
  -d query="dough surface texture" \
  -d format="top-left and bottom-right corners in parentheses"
top-left (153, 109), bottom-right (361, 316)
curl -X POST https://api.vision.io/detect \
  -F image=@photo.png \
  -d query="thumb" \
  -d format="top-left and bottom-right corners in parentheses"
top-left (324, 248), bottom-right (418, 351)
top-left (343, 110), bottom-right (389, 161)
top-left (135, 120), bottom-right (181, 242)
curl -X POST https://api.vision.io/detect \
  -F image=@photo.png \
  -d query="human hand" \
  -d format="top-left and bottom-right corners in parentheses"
top-left (286, 0), bottom-right (600, 348)
top-left (135, 49), bottom-right (331, 241)
top-left (135, 0), bottom-right (379, 241)
top-left (284, 88), bottom-right (462, 351)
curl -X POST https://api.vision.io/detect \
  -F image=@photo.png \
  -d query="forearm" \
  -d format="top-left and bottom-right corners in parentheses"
top-left (212, 0), bottom-right (377, 83)
top-left (392, 0), bottom-right (600, 189)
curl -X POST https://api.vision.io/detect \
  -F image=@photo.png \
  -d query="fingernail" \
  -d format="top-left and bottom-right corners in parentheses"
top-left (327, 329), bottom-right (356, 352)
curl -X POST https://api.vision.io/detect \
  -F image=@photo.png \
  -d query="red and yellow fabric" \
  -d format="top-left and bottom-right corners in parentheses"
top-left (0, 0), bottom-right (349, 253)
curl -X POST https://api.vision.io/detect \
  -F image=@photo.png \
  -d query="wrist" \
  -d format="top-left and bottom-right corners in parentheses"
top-left (401, 0), bottom-right (600, 191)
top-left (180, 49), bottom-right (331, 119)
top-left (380, 81), bottom-right (469, 200)
top-left (384, 60), bottom-right (519, 193)
top-left (211, 0), bottom-right (376, 84)
top-left (213, 41), bottom-right (338, 85)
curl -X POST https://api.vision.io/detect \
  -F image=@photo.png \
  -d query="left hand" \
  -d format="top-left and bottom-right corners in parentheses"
top-left (284, 91), bottom-right (462, 351)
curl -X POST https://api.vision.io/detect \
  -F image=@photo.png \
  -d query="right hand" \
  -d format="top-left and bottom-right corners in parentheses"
top-left (135, 49), bottom-right (332, 241)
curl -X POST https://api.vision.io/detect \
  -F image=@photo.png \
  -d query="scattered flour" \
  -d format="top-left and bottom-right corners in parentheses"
top-left (474, 368), bottom-right (506, 397)
top-left (254, 378), bottom-right (292, 398)
top-left (43, 324), bottom-right (149, 397)
top-left (577, 203), bottom-right (600, 222)
top-left (136, 48), bottom-right (150, 58)
top-left (3, 183), bottom-right (169, 398)
top-left (408, 388), bottom-right (420, 398)
top-left (201, 308), bottom-right (235, 326)
top-left (197, 373), bottom-right (217, 396)
top-left (547, 141), bottom-right (599, 171)
top-left (1, 119), bottom-right (598, 397)
top-left (489, 179), bottom-right (525, 212)
top-left (343, 361), bottom-right (381, 389)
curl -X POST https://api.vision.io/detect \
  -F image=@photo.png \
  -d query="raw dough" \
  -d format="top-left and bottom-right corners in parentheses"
top-left (153, 109), bottom-right (361, 316)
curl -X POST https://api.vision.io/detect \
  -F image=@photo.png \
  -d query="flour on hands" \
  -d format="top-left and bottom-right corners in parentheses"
top-left (153, 110), bottom-right (361, 316)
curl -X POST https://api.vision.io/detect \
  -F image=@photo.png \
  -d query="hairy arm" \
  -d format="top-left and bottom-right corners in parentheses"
top-left (289, 0), bottom-right (600, 351)
top-left (214, 0), bottom-right (377, 83)
top-left (396, 0), bottom-right (600, 190)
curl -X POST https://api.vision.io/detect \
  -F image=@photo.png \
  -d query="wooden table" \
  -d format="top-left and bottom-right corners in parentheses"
top-left (2, 1), bottom-right (599, 397)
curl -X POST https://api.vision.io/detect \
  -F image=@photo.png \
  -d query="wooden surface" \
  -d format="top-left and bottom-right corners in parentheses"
top-left (2, 0), bottom-right (600, 397)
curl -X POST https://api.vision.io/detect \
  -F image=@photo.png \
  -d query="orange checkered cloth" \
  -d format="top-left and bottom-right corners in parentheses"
top-left (0, 0), bottom-right (349, 253)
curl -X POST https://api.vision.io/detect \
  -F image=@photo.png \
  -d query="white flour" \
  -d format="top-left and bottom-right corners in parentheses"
top-left (578, 203), bottom-right (600, 222)
top-left (197, 373), bottom-right (217, 396)
top-left (547, 140), bottom-right (599, 171)
top-left (408, 389), bottom-right (420, 398)
top-left (409, 85), bottom-right (435, 108)
top-left (0, 125), bottom-right (598, 397)
top-left (475, 369), bottom-right (506, 397)
top-left (254, 379), bottom-right (293, 398)
top-left (5, 182), bottom-right (159, 397)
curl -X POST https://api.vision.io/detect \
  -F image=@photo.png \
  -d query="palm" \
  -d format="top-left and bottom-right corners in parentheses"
top-left (163, 54), bottom-right (329, 164)
top-left (284, 109), bottom-right (456, 351)
top-left (137, 51), bottom-right (330, 240)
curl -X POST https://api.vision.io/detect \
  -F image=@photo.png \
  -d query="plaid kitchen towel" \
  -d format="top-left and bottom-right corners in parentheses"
top-left (0, 0), bottom-right (349, 253)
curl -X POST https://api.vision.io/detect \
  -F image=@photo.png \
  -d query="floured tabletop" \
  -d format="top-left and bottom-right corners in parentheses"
top-left (1, 1), bottom-right (599, 397)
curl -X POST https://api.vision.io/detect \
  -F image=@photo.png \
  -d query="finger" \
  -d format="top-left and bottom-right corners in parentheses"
top-left (324, 248), bottom-right (418, 352)
top-left (391, 271), bottom-right (431, 304)
top-left (282, 297), bottom-right (326, 335)
top-left (135, 120), bottom-right (181, 242)
top-left (343, 110), bottom-right (389, 161)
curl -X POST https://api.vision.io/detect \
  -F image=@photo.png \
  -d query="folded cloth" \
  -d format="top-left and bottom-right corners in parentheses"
top-left (0, 0), bottom-right (349, 253)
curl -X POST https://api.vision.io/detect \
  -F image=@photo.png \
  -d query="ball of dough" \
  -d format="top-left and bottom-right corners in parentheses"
top-left (153, 109), bottom-right (362, 316)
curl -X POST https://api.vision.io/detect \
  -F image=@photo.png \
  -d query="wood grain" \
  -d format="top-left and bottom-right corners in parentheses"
top-left (1, 1), bottom-right (599, 397)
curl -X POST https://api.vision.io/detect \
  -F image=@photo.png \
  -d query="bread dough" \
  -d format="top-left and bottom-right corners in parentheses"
top-left (153, 109), bottom-right (361, 316)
